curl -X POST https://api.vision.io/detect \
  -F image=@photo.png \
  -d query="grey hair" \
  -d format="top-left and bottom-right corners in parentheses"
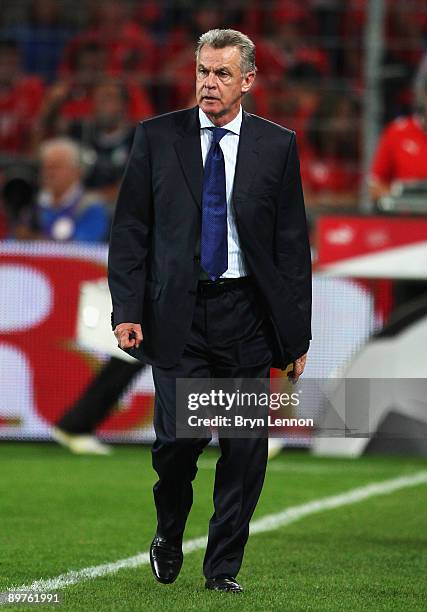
top-left (39, 137), bottom-right (82, 169)
top-left (195, 29), bottom-right (257, 75)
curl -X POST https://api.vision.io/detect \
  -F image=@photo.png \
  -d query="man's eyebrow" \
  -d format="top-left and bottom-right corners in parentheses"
top-left (198, 63), bottom-right (231, 73)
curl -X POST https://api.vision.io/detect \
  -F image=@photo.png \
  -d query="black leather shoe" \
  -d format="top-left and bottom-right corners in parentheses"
top-left (149, 535), bottom-right (183, 584)
top-left (205, 576), bottom-right (243, 593)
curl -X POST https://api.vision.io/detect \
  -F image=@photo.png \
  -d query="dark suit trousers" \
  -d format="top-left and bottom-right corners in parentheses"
top-left (151, 280), bottom-right (273, 579)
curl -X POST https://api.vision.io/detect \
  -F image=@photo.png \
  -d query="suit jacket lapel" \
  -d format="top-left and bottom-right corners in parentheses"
top-left (174, 107), bottom-right (203, 210)
top-left (173, 107), bottom-right (261, 212)
top-left (232, 110), bottom-right (261, 208)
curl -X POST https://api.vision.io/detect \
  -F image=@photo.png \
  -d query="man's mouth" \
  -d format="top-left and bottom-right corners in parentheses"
top-left (203, 96), bottom-right (219, 101)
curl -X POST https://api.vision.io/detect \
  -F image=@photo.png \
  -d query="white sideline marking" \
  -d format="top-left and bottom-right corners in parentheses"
top-left (5, 471), bottom-right (427, 596)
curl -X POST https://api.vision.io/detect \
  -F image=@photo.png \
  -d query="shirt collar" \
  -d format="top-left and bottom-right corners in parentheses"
top-left (38, 182), bottom-right (83, 210)
top-left (198, 106), bottom-right (242, 135)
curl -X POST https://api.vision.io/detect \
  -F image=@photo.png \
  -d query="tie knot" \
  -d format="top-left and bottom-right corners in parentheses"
top-left (208, 126), bottom-right (229, 145)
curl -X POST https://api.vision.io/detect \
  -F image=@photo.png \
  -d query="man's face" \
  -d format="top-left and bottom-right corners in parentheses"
top-left (93, 83), bottom-right (126, 126)
top-left (196, 45), bottom-right (255, 125)
top-left (41, 149), bottom-right (80, 199)
top-left (76, 48), bottom-right (106, 85)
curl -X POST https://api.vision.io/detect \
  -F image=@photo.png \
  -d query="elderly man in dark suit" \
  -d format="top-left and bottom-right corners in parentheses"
top-left (108, 28), bottom-right (311, 593)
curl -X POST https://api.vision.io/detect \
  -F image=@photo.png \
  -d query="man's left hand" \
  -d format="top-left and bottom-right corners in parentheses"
top-left (288, 353), bottom-right (307, 384)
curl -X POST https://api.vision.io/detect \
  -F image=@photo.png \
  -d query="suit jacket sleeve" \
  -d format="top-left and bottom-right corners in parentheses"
top-left (108, 122), bottom-right (153, 328)
top-left (275, 132), bottom-right (312, 354)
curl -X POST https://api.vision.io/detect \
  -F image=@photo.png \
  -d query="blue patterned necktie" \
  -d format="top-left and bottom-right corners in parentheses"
top-left (201, 127), bottom-right (229, 281)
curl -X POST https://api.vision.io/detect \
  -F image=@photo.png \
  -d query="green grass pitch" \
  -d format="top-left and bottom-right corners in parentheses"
top-left (0, 443), bottom-right (426, 611)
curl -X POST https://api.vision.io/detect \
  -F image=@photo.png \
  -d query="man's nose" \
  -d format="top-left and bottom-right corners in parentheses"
top-left (204, 71), bottom-right (217, 88)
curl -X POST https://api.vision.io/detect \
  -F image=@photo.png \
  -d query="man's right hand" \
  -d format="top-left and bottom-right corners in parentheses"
top-left (114, 323), bottom-right (143, 349)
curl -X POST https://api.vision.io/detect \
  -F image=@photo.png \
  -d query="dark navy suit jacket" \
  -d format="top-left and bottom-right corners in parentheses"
top-left (108, 106), bottom-right (312, 369)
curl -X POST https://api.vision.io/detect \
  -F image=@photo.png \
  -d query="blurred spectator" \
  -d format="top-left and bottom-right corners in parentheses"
top-left (0, 138), bottom-right (110, 241)
top-left (36, 41), bottom-right (107, 133)
top-left (267, 64), bottom-right (323, 139)
top-left (0, 39), bottom-right (44, 154)
top-left (302, 91), bottom-right (361, 209)
top-left (69, 79), bottom-right (135, 203)
top-left (61, 0), bottom-right (157, 82)
top-left (369, 56), bottom-right (427, 307)
top-left (133, 0), bottom-right (166, 41)
top-left (37, 42), bottom-right (152, 141)
top-left (37, 138), bottom-right (109, 241)
top-left (4, 0), bottom-right (72, 83)
top-left (254, 2), bottom-right (330, 84)
top-left (369, 114), bottom-right (427, 202)
top-left (369, 65), bottom-right (427, 202)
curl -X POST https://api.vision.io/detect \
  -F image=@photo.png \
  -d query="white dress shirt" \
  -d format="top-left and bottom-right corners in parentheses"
top-left (199, 106), bottom-right (248, 278)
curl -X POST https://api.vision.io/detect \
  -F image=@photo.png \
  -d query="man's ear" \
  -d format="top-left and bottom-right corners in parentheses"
top-left (241, 71), bottom-right (256, 94)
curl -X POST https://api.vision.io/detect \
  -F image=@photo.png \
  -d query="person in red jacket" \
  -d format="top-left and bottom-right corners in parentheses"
top-left (369, 53), bottom-right (427, 202)
top-left (369, 98), bottom-right (427, 202)
top-left (369, 62), bottom-right (427, 306)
